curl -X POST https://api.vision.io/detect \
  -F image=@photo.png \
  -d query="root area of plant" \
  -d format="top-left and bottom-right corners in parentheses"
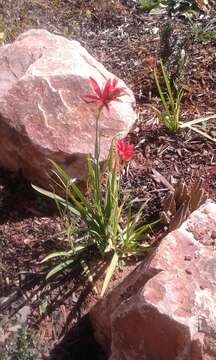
top-left (0, 1), bottom-right (215, 359)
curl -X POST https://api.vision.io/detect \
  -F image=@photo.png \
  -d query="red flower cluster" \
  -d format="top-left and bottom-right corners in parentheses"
top-left (116, 139), bottom-right (134, 162)
top-left (82, 77), bottom-right (127, 111)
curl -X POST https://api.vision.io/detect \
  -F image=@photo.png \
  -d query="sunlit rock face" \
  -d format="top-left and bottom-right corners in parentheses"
top-left (90, 201), bottom-right (216, 360)
top-left (0, 29), bottom-right (136, 187)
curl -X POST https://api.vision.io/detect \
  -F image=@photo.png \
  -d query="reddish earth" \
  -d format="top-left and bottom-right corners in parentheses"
top-left (0, 1), bottom-right (215, 359)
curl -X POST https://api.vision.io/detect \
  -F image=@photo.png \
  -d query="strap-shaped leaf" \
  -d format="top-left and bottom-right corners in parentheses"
top-left (81, 259), bottom-right (98, 294)
top-left (41, 250), bottom-right (75, 263)
top-left (101, 252), bottom-right (118, 297)
top-left (154, 66), bottom-right (170, 114)
top-left (169, 201), bottom-right (190, 231)
top-left (32, 184), bottom-right (80, 217)
top-left (46, 258), bottom-right (75, 279)
top-left (190, 179), bottom-right (206, 212)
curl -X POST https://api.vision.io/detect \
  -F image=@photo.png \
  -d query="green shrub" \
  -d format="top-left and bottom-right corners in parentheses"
top-left (0, 327), bottom-right (37, 360)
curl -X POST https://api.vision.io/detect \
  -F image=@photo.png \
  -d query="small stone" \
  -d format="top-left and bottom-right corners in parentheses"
top-left (17, 305), bottom-right (31, 324)
top-left (23, 238), bottom-right (32, 245)
top-left (152, 27), bottom-right (159, 35)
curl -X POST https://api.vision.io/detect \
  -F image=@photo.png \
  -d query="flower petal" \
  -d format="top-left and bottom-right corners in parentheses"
top-left (82, 77), bottom-right (127, 110)
top-left (102, 79), bottom-right (111, 100)
top-left (81, 94), bottom-right (100, 102)
top-left (116, 139), bottom-right (134, 161)
top-left (89, 77), bottom-right (102, 98)
top-left (111, 78), bottom-right (118, 88)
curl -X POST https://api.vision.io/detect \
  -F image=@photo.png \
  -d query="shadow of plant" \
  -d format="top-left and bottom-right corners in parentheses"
top-left (48, 315), bottom-right (106, 360)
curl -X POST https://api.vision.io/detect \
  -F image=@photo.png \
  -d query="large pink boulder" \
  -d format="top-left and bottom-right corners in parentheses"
top-left (90, 201), bottom-right (216, 360)
top-left (0, 29), bottom-right (136, 187)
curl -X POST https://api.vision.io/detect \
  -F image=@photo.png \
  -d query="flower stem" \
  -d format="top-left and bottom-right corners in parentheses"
top-left (94, 107), bottom-right (102, 202)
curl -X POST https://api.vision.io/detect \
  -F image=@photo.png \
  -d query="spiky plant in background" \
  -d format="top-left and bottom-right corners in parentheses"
top-left (160, 179), bottom-right (207, 231)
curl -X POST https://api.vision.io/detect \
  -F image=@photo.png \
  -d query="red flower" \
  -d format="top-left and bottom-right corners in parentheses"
top-left (82, 77), bottom-right (127, 111)
top-left (116, 139), bottom-right (134, 161)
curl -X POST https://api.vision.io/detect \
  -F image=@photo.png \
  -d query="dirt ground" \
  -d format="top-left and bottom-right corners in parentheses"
top-left (0, 1), bottom-right (215, 359)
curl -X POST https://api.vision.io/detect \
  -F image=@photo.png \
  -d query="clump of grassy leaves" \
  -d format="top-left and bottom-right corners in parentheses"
top-left (33, 78), bottom-right (157, 296)
top-left (154, 60), bottom-right (183, 132)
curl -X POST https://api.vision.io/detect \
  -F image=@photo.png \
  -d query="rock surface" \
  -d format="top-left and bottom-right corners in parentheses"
top-left (90, 201), bottom-right (216, 360)
top-left (0, 29), bottom-right (136, 187)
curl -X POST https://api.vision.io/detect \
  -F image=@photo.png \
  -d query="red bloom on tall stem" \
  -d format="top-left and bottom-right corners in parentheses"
top-left (116, 139), bottom-right (134, 161)
top-left (82, 77), bottom-right (127, 111)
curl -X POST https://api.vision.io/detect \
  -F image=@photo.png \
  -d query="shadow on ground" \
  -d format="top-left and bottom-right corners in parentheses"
top-left (49, 315), bottom-right (106, 360)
